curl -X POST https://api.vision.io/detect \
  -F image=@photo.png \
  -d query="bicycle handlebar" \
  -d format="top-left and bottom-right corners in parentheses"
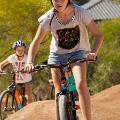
top-left (33, 64), bottom-right (48, 71)
top-left (0, 65), bottom-right (48, 75)
top-left (47, 57), bottom-right (97, 68)
top-left (0, 58), bottom-right (97, 74)
top-left (32, 57), bottom-right (97, 70)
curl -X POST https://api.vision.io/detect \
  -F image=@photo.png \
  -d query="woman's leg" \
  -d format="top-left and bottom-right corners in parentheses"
top-left (51, 68), bottom-right (61, 95)
top-left (51, 68), bottom-right (61, 120)
top-left (25, 82), bottom-right (32, 104)
top-left (72, 62), bottom-right (91, 120)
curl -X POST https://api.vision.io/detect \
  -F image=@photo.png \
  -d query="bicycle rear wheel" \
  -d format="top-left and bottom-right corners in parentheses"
top-left (58, 95), bottom-right (76, 120)
top-left (0, 90), bottom-right (17, 120)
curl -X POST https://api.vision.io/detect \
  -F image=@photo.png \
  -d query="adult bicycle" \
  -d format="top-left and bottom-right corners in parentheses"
top-left (48, 58), bottom-right (96, 120)
top-left (0, 71), bottom-right (37, 120)
top-left (33, 60), bottom-right (81, 120)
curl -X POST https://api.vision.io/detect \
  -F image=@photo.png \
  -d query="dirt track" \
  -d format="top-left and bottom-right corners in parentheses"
top-left (6, 84), bottom-right (120, 120)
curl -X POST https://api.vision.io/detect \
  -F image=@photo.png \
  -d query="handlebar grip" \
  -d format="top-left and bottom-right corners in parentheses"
top-left (87, 56), bottom-right (98, 62)
top-left (34, 65), bottom-right (43, 70)
top-left (34, 65), bottom-right (46, 70)
top-left (34, 65), bottom-right (40, 69)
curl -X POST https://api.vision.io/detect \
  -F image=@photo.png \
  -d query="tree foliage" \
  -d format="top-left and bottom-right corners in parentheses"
top-left (113, 0), bottom-right (120, 2)
top-left (0, 0), bottom-right (51, 41)
top-left (88, 18), bottom-right (120, 94)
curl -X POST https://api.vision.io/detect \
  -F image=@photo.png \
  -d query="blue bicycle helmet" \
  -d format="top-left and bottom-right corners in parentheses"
top-left (12, 40), bottom-right (26, 49)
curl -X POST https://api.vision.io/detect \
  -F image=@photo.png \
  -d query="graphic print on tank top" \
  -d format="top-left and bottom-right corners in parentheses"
top-left (56, 25), bottom-right (80, 49)
top-left (14, 62), bottom-right (25, 81)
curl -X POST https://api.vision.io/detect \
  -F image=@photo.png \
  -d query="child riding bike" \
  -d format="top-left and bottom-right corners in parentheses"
top-left (0, 40), bottom-right (32, 104)
top-left (25, 0), bottom-right (104, 120)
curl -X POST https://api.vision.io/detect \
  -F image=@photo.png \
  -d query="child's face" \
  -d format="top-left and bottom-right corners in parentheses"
top-left (15, 46), bottom-right (25, 57)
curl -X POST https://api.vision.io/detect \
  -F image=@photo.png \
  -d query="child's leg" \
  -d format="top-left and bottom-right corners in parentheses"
top-left (25, 81), bottom-right (32, 104)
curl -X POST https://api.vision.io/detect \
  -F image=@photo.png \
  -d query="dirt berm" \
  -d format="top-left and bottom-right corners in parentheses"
top-left (6, 84), bottom-right (120, 120)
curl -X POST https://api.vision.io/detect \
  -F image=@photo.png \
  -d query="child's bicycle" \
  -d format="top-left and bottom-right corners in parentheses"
top-left (0, 71), bottom-right (37, 120)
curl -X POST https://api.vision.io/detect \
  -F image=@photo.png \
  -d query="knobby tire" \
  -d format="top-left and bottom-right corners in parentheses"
top-left (0, 90), bottom-right (17, 120)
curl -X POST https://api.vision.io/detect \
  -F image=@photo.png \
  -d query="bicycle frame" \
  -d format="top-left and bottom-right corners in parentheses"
top-left (54, 63), bottom-right (79, 120)
top-left (61, 65), bottom-right (76, 92)
top-left (0, 69), bottom-right (38, 120)
top-left (56, 58), bottom-right (97, 120)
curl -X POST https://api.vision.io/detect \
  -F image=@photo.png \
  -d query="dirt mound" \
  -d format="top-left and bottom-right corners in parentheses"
top-left (91, 84), bottom-right (120, 120)
top-left (6, 84), bottom-right (120, 120)
top-left (6, 100), bottom-right (56, 120)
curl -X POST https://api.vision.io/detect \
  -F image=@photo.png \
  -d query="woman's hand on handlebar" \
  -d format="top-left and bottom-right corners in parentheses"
top-left (24, 63), bottom-right (34, 72)
top-left (86, 52), bottom-right (97, 61)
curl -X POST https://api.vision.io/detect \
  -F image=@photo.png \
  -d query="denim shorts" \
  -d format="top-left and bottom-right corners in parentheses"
top-left (48, 50), bottom-right (87, 65)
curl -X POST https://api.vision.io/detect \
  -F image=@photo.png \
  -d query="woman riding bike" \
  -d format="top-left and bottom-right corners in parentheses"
top-left (0, 40), bottom-right (32, 104)
top-left (25, 0), bottom-right (104, 120)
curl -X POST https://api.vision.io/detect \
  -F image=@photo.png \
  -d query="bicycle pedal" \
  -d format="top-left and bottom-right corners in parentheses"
top-left (75, 105), bottom-right (80, 110)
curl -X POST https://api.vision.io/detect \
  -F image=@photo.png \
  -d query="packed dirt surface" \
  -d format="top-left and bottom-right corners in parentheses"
top-left (6, 84), bottom-right (120, 120)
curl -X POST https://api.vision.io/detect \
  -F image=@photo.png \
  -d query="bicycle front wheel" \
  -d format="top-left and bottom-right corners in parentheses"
top-left (58, 95), bottom-right (75, 120)
top-left (0, 90), bottom-right (16, 120)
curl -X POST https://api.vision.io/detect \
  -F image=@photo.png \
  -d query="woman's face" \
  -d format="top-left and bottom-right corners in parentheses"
top-left (51, 0), bottom-right (69, 12)
top-left (15, 46), bottom-right (25, 57)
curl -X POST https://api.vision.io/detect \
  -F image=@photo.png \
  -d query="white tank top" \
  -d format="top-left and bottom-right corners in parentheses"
top-left (7, 54), bottom-right (32, 83)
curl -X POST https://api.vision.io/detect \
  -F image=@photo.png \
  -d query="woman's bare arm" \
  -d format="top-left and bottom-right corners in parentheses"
top-left (27, 25), bottom-right (47, 64)
top-left (87, 20), bottom-right (104, 55)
